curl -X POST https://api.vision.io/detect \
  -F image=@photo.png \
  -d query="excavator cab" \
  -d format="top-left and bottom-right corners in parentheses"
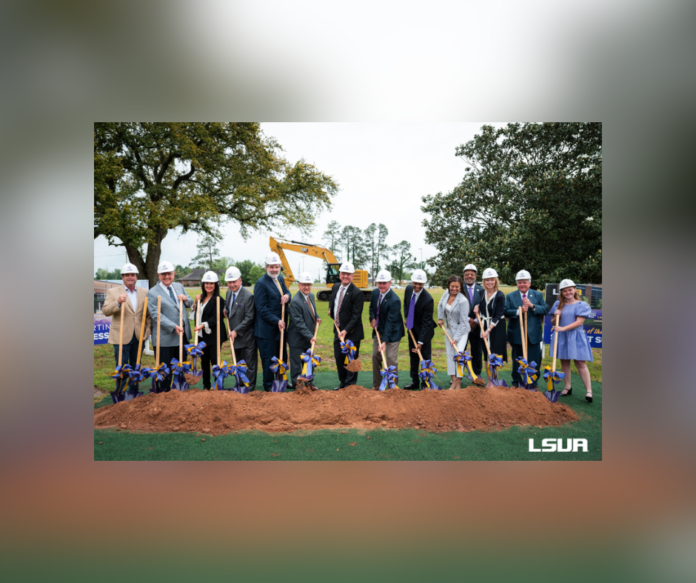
top-left (325, 263), bottom-right (342, 286)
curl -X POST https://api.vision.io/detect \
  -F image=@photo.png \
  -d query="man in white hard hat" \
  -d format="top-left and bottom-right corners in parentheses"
top-left (369, 269), bottom-right (405, 389)
top-left (403, 269), bottom-right (436, 390)
top-left (254, 252), bottom-right (292, 391)
top-left (328, 262), bottom-right (365, 390)
top-left (223, 265), bottom-right (258, 391)
top-left (147, 260), bottom-right (194, 391)
top-left (503, 269), bottom-right (549, 388)
top-left (462, 264), bottom-right (485, 379)
top-left (102, 262), bottom-right (151, 368)
top-left (288, 272), bottom-right (321, 389)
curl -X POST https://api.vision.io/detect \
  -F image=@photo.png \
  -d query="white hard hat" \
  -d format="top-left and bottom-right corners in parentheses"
top-left (157, 260), bottom-right (175, 274)
top-left (375, 270), bottom-right (392, 283)
top-left (339, 262), bottom-right (355, 274)
top-left (482, 268), bottom-right (498, 279)
top-left (559, 279), bottom-right (576, 290)
top-left (297, 272), bottom-right (313, 284)
top-left (201, 271), bottom-right (219, 283)
top-left (411, 269), bottom-right (427, 283)
top-left (121, 263), bottom-right (138, 275)
top-left (265, 252), bottom-right (281, 265)
top-left (515, 269), bottom-right (532, 281)
top-left (225, 266), bottom-right (242, 281)
top-left (463, 264), bottom-right (477, 273)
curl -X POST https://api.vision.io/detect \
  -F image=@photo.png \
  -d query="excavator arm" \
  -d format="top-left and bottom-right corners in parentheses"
top-left (269, 237), bottom-right (341, 287)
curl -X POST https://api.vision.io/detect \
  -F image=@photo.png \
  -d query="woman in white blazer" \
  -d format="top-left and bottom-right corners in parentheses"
top-left (437, 275), bottom-right (470, 390)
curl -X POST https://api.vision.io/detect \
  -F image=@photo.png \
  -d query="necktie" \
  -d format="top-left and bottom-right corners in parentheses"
top-left (523, 292), bottom-right (527, 301)
top-left (376, 294), bottom-right (382, 328)
top-left (406, 293), bottom-right (416, 329)
top-left (307, 297), bottom-right (315, 320)
top-left (468, 286), bottom-right (474, 304)
top-left (167, 286), bottom-right (177, 307)
top-left (336, 286), bottom-right (345, 326)
top-left (231, 293), bottom-right (236, 308)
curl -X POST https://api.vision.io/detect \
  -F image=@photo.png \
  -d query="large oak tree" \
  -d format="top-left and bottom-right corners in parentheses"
top-left (95, 123), bottom-right (338, 286)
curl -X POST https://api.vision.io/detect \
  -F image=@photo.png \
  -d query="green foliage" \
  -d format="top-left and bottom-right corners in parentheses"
top-left (190, 233), bottom-right (222, 271)
top-left (248, 264), bottom-right (265, 285)
top-left (422, 123), bottom-right (602, 288)
top-left (94, 122), bottom-right (338, 286)
top-left (322, 220), bottom-right (342, 259)
top-left (389, 240), bottom-right (417, 282)
top-left (94, 267), bottom-right (121, 280)
top-left (364, 223), bottom-right (390, 281)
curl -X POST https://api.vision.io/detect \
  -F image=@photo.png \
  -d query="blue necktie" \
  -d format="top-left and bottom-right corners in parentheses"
top-left (231, 293), bottom-right (236, 308)
top-left (167, 286), bottom-right (177, 307)
top-left (406, 293), bottom-right (416, 329)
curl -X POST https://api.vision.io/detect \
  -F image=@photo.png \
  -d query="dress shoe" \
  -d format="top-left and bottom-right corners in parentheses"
top-left (403, 383), bottom-right (417, 390)
top-left (561, 387), bottom-right (572, 396)
top-left (333, 386), bottom-right (343, 391)
top-left (585, 392), bottom-right (593, 403)
top-left (511, 382), bottom-right (519, 388)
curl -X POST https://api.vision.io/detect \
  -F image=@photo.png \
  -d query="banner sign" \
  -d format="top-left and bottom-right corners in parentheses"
top-left (94, 313), bottom-right (112, 345)
top-left (543, 309), bottom-right (602, 349)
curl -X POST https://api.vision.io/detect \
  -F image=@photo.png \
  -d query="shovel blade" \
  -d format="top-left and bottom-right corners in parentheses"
top-left (492, 379), bottom-right (508, 387)
top-left (184, 372), bottom-right (201, 385)
top-left (172, 378), bottom-right (189, 391)
top-left (271, 380), bottom-right (287, 393)
top-left (124, 388), bottom-right (144, 401)
top-left (110, 391), bottom-right (126, 404)
top-left (543, 390), bottom-right (562, 403)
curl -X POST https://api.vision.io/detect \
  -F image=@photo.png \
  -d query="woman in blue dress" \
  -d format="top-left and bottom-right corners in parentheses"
top-left (550, 279), bottom-right (595, 403)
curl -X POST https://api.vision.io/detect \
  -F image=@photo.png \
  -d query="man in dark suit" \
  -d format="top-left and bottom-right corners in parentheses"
top-left (403, 269), bottom-right (436, 390)
top-left (253, 253), bottom-right (291, 391)
top-left (462, 264), bottom-right (485, 378)
top-left (503, 269), bottom-right (549, 388)
top-left (224, 265), bottom-right (257, 391)
top-left (369, 269), bottom-right (405, 389)
top-left (328, 262), bottom-right (365, 390)
top-left (288, 272), bottom-right (321, 388)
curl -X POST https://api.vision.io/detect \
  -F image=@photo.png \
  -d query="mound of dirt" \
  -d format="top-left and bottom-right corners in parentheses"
top-left (94, 385), bottom-right (578, 435)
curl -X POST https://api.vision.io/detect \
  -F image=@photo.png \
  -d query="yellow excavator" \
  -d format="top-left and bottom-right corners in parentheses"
top-left (269, 236), bottom-right (372, 301)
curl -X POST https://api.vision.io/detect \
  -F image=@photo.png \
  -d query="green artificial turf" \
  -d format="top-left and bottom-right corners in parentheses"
top-left (94, 371), bottom-right (602, 461)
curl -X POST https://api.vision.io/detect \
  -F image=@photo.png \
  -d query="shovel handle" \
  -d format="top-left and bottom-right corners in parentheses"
top-left (217, 296), bottom-right (221, 367)
top-left (179, 298), bottom-right (184, 362)
top-left (552, 313), bottom-right (560, 373)
top-left (136, 297), bottom-right (148, 366)
top-left (118, 298), bottom-right (125, 367)
top-left (476, 312), bottom-right (491, 358)
top-left (228, 323), bottom-right (237, 367)
top-left (407, 328), bottom-right (424, 361)
top-left (375, 329), bottom-right (388, 369)
top-left (518, 307), bottom-right (527, 360)
top-left (310, 320), bottom-right (320, 356)
top-left (524, 309), bottom-right (528, 359)
top-left (279, 302), bottom-right (285, 362)
top-left (194, 296), bottom-right (200, 346)
top-left (438, 321), bottom-right (454, 344)
top-left (156, 296), bottom-right (161, 366)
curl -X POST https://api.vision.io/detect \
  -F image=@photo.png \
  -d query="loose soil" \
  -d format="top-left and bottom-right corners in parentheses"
top-left (94, 385), bottom-right (578, 435)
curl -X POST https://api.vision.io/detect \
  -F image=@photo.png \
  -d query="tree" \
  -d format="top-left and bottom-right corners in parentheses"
top-left (421, 123), bottom-right (602, 289)
top-left (340, 225), bottom-right (368, 269)
top-left (95, 123), bottom-right (339, 286)
top-left (174, 264), bottom-right (188, 279)
top-left (390, 240), bottom-right (417, 282)
top-left (231, 259), bottom-right (265, 286)
top-left (322, 220), bottom-right (342, 259)
top-left (364, 223), bottom-right (390, 282)
top-left (248, 264), bottom-right (265, 285)
top-left (94, 267), bottom-right (121, 280)
top-left (191, 233), bottom-right (222, 271)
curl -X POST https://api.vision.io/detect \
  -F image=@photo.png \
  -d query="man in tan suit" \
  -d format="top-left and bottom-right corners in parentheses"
top-left (102, 262), bottom-right (152, 367)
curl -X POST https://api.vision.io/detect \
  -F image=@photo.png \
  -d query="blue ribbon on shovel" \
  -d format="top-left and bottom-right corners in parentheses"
top-left (300, 350), bottom-right (322, 380)
top-left (170, 358), bottom-right (192, 391)
top-left (185, 341), bottom-right (206, 371)
top-left (212, 361), bottom-right (230, 390)
top-left (418, 359), bottom-right (441, 390)
top-left (379, 365), bottom-right (399, 391)
top-left (340, 340), bottom-right (357, 364)
top-left (227, 360), bottom-right (250, 393)
top-left (110, 364), bottom-right (132, 401)
top-left (270, 356), bottom-right (288, 380)
top-left (127, 364), bottom-right (152, 387)
top-left (149, 362), bottom-right (170, 393)
top-left (487, 354), bottom-right (508, 387)
top-left (516, 357), bottom-right (538, 390)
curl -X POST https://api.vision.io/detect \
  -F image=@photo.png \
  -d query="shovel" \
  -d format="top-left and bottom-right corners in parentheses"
top-left (124, 297), bottom-right (150, 401)
top-left (184, 296), bottom-right (205, 386)
top-left (543, 313), bottom-right (565, 403)
top-left (170, 298), bottom-right (192, 391)
top-left (438, 322), bottom-right (485, 386)
top-left (226, 332), bottom-right (250, 393)
top-left (475, 313), bottom-right (507, 388)
top-left (271, 301), bottom-right (289, 392)
top-left (150, 296), bottom-right (170, 394)
top-left (110, 301), bottom-right (131, 404)
top-left (375, 329), bottom-right (398, 390)
top-left (516, 306), bottom-right (538, 391)
top-left (407, 328), bottom-right (442, 390)
top-left (298, 320), bottom-right (321, 388)
top-left (213, 295), bottom-right (235, 391)
top-left (335, 320), bottom-right (362, 372)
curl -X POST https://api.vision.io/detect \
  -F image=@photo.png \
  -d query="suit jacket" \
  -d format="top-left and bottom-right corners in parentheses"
top-left (463, 282), bottom-right (485, 336)
top-left (195, 294), bottom-right (228, 347)
top-left (369, 288), bottom-right (404, 343)
top-left (504, 288), bottom-right (548, 345)
top-left (437, 291), bottom-right (470, 341)
top-left (147, 282), bottom-right (193, 347)
top-left (102, 285), bottom-right (151, 345)
top-left (328, 282), bottom-right (365, 342)
top-left (253, 274), bottom-right (291, 341)
top-left (224, 286), bottom-right (255, 348)
top-left (403, 285), bottom-right (436, 346)
top-left (288, 291), bottom-right (318, 347)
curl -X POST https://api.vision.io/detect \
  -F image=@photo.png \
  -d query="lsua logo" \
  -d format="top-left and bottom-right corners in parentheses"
top-left (529, 438), bottom-right (588, 452)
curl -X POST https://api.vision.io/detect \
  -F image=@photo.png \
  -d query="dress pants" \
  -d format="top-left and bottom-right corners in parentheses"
top-left (372, 337), bottom-right (399, 388)
top-left (157, 336), bottom-right (189, 392)
top-left (407, 334), bottom-right (432, 388)
top-left (256, 336), bottom-right (288, 392)
top-left (232, 343), bottom-right (258, 391)
top-left (333, 336), bottom-right (361, 388)
top-left (510, 342), bottom-right (542, 387)
top-left (466, 328), bottom-right (483, 376)
top-left (200, 341), bottom-right (221, 390)
top-left (113, 333), bottom-right (142, 367)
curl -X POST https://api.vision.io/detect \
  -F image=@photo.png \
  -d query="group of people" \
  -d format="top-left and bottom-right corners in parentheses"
top-left (102, 255), bottom-right (595, 401)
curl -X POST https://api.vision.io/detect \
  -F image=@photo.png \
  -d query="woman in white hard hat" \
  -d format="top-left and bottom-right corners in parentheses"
top-left (193, 271), bottom-right (229, 390)
top-left (437, 275), bottom-right (470, 389)
top-left (473, 268), bottom-right (507, 364)
top-left (550, 279), bottom-right (594, 402)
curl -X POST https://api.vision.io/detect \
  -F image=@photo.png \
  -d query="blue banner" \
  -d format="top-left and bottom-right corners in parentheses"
top-left (543, 309), bottom-right (602, 350)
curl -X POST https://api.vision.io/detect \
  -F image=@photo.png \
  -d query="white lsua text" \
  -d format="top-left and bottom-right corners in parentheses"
top-left (528, 438), bottom-right (588, 453)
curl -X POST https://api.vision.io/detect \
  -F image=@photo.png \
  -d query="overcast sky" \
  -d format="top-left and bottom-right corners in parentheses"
top-left (94, 122), bottom-right (505, 279)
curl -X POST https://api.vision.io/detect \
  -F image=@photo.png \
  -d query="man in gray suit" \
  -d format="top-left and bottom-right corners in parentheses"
top-left (147, 260), bottom-right (193, 391)
top-left (223, 266), bottom-right (258, 391)
top-left (287, 272), bottom-right (321, 389)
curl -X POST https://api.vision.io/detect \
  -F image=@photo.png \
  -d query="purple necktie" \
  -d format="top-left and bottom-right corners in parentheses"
top-left (406, 293), bottom-right (416, 329)
top-left (468, 286), bottom-right (474, 304)
top-left (376, 294), bottom-right (382, 328)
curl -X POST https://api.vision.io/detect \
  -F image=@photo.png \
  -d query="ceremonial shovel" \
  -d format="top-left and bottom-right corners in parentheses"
top-left (110, 302), bottom-right (129, 403)
top-left (124, 297), bottom-right (149, 400)
top-left (517, 306), bottom-right (537, 391)
top-left (170, 298), bottom-right (191, 391)
top-left (543, 313), bottom-right (564, 403)
top-left (407, 328), bottom-right (442, 390)
top-left (438, 323), bottom-right (485, 386)
top-left (298, 320), bottom-right (321, 388)
top-left (476, 313), bottom-right (507, 388)
top-left (335, 320), bottom-right (362, 372)
top-left (271, 301), bottom-right (289, 392)
top-left (375, 329), bottom-right (399, 390)
top-left (184, 296), bottom-right (204, 386)
top-left (150, 296), bottom-right (170, 394)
